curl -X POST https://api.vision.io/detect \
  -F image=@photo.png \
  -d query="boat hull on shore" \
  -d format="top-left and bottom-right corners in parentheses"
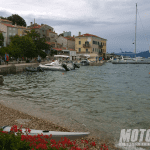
top-left (2, 126), bottom-right (89, 141)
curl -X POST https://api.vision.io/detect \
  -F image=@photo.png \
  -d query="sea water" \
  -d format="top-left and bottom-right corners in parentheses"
top-left (0, 63), bottom-right (150, 149)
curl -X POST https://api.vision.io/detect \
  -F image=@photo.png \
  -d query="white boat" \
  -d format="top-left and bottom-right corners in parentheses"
top-left (80, 59), bottom-right (90, 66)
top-left (39, 56), bottom-right (71, 71)
top-left (2, 126), bottom-right (89, 141)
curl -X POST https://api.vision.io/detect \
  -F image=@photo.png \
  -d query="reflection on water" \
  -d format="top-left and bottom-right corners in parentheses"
top-left (0, 63), bottom-right (150, 142)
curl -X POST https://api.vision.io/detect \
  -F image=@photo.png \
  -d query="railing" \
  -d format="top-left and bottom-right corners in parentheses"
top-left (99, 45), bottom-right (103, 49)
top-left (83, 44), bottom-right (90, 48)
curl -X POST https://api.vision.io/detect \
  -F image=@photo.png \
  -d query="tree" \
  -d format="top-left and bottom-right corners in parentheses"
top-left (9, 35), bottom-right (36, 59)
top-left (7, 14), bottom-right (26, 27)
top-left (26, 29), bottom-right (50, 58)
top-left (0, 32), bottom-right (4, 47)
top-left (0, 16), bottom-right (6, 19)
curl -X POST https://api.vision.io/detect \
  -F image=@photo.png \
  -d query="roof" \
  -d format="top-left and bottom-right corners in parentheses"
top-left (46, 42), bottom-right (55, 45)
top-left (76, 33), bottom-right (107, 40)
top-left (17, 26), bottom-right (26, 29)
top-left (0, 19), bottom-right (12, 22)
top-left (69, 49), bottom-right (76, 51)
top-left (52, 48), bottom-right (62, 51)
top-left (64, 36), bottom-right (75, 41)
top-left (1, 23), bottom-right (17, 28)
top-left (30, 25), bottom-right (41, 29)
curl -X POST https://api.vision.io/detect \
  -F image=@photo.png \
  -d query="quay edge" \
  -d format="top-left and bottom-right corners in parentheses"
top-left (0, 63), bottom-right (40, 75)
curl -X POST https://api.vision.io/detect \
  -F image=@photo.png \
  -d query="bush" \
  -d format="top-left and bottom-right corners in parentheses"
top-left (0, 125), bottom-right (108, 150)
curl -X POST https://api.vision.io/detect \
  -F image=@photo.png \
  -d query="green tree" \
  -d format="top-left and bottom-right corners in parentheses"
top-left (0, 16), bottom-right (6, 19)
top-left (0, 32), bottom-right (4, 47)
top-left (7, 14), bottom-right (26, 27)
top-left (26, 29), bottom-right (50, 58)
top-left (9, 35), bottom-right (36, 59)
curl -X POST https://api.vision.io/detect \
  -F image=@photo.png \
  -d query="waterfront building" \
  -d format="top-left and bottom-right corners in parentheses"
top-left (57, 35), bottom-right (75, 50)
top-left (0, 19), bottom-right (18, 45)
top-left (75, 32), bottom-right (107, 58)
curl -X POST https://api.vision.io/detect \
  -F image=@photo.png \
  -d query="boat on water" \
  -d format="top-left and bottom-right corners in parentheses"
top-left (39, 55), bottom-right (80, 71)
top-left (112, 4), bottom-right (150, 64)
top-left (39, 60), bottom-right (70, 71)
top-left (25, 66), bottom-right (44, 72)
top-left (80, 59), bottom-right (90, 66)
top-left (2, 126), bottom-right (89, 141)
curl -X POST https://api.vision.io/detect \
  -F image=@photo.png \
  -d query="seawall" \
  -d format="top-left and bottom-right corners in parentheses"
top-left (0, 63), bottom-right (40, 75)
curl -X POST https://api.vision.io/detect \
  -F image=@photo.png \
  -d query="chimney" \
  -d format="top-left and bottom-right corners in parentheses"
top-left (78, 32), bottom-right (81, 36)
top-left (15, 22), bottom-right (17, 27)
top-left (30, 22), bottom-right (32, 26)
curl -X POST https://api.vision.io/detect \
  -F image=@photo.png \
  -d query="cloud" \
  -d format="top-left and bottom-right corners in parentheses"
top-left (0, 0), bottom-right (150, 53)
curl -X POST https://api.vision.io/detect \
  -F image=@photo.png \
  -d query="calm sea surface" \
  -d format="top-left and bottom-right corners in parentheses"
top-left (0, 63), bottom-right (150, 144)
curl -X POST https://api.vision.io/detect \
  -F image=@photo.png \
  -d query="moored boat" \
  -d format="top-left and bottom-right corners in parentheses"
top-left (2, 126), bottom-right (89, 141)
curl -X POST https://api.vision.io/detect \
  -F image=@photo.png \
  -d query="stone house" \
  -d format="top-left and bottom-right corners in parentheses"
top-left (0, 19), bottom-right (18, 45)
top-left (57, 36), bottom-right (75, 50)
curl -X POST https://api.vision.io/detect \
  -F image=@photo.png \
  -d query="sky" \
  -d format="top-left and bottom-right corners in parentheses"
top-left (0, 0), bottom-right (150, 53)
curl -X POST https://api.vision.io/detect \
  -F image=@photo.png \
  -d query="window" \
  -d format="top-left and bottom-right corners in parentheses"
top-left (20, 34), bottom-right (22, 36)
top-left (93, 41), bottom-right (97, 44)
top-left (86, 49), bottom-right (88, 52)
top-left (9, 28), bottom-right (11, 30)
top-left (78, 48), bottom-right (81, 52)
top-left (13, 28), bottom-right (15, 31)
top-left (79, 41), bottom-right (81, 45)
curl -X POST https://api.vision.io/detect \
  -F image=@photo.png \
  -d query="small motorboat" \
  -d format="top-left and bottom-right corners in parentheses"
top-left (1, 126), bottom-right (89, 141)
top-left (80, 60), bottom-right (90, 66)
top-left (39, 60), bottom-right (70, 71)
top-left (25, 67), bottom-right (44, 72)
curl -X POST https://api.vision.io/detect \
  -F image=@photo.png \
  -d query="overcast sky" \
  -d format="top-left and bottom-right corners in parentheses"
top-left (0, 0), bottom-right (150, 53)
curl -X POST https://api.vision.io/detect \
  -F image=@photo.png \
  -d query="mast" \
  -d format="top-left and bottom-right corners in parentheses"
top-left (135, 3), bottom-right (137, 57)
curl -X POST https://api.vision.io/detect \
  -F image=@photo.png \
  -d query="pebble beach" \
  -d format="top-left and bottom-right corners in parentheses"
top-left (0, 101), bottom-right (120, 150)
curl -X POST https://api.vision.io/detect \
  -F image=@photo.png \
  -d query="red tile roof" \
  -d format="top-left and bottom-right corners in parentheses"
top-left (31, 25), bottom-right (41, 29)
top-left (52, 48), bottom-right (62, 51)
top-left (69, 49), bottom-right (76, 51)
top-left (64, 36), bottom-right (75, 41)
top-left (0, 19), bottom-right (12, 22)
top-left (2, 23), bottom-right (17, 28)
top-left (76, 33), bottom-right (107, 40)
top-left (17, 26), bottom-right (26, 29)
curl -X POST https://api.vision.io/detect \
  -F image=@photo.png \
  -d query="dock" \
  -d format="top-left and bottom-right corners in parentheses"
top-left (112, 61), bottom-right (150, 64)
top-left (0, 63), bottom-right (41, 75)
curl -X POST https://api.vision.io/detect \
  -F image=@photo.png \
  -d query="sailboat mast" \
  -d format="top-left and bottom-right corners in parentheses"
top-left (135, 3), bottom-right (137, 57)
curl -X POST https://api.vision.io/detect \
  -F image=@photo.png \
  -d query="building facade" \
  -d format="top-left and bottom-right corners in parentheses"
top-left (0, 19), bottom-right (18, 45)
top-left (75, 33), bottom-right (107, 57)
top-left (57, 36), bottom-right (75, 50)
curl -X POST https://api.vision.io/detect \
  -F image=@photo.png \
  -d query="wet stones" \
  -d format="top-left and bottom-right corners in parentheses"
top-left (0, 75), bottom-right (4, 84)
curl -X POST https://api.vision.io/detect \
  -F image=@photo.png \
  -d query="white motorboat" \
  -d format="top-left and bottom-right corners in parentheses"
top-left (2, 126), bottom-right (89, 141)
top-left (39, 60), bottom-right (70, 71)
top-left (80, 59), bottom-right (90, 66)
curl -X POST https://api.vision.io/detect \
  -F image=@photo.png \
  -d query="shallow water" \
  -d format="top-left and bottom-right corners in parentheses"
top-left (0, 63), bottom-right (150, 145)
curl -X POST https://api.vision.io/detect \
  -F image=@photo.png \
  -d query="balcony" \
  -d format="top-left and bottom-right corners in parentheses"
top-left (99, 44), bottom-right (103, 49)
top-left (83, 44), bottom-right (90, 48)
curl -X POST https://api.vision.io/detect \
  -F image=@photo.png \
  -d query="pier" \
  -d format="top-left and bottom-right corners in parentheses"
top-left (0, 63), bottom-right (40, 75)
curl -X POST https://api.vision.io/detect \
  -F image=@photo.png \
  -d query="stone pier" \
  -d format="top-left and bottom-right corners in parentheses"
top-left (0, 63), bottom-right (41, 75)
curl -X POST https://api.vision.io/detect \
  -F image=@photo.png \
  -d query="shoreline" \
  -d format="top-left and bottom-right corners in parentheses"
top-left (0, 100), bottom-right (120, 150)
